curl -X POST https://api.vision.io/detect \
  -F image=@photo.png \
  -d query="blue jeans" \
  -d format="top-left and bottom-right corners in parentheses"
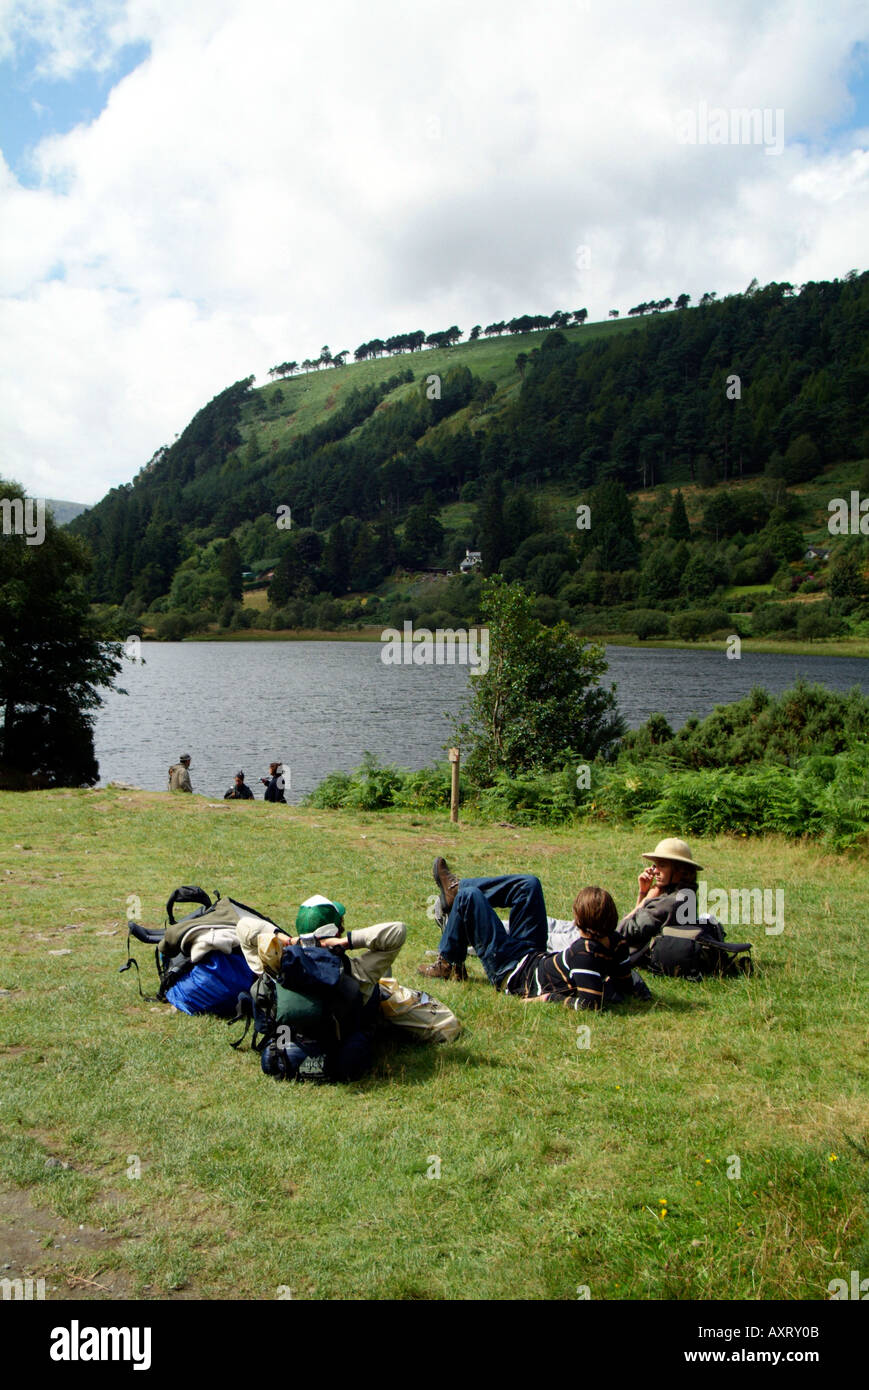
top-left (438, 874), bottom-right (548, 986)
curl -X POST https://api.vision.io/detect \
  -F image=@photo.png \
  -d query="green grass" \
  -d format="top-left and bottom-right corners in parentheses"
top-left (723, 584), bottom-right (777, 602)
top-left (190, 627), bottom-right (383, 642)
top-left (582, 634), bottom-right (869, 658)
top-left (193, 626), bottom-right (869, 656)
top-left (1, 788), bottom-right (865, 1300)
top-left (241, 316), bottom-right (644, 453)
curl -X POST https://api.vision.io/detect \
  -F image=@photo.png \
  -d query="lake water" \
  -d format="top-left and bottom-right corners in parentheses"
top-left (92, 640), bottom-right (869, 800)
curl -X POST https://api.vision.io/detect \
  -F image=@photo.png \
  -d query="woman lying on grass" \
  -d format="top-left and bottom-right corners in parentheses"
top-left (420, 862), bottom-right (650, 1010)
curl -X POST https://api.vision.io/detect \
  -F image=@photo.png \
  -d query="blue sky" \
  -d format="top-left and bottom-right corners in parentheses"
top-left (828, 40), bottom-right (869, 137)
top-left (0, 1), bottom-right (866, 504)
top-left (0, 35), bottom-right (150, 183)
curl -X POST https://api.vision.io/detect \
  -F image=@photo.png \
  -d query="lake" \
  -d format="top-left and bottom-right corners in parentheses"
top-left (92, 640), bottom-right (869, 800)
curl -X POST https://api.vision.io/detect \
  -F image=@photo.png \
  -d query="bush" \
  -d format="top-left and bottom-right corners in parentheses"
top-left (316, 600), bottom-right (342, 628)
top-left (305, 770), bottom-right (354, 809)
top-left (669, 608), bottom-right (731, 641)
top-left (796, 605), bottom-right (845, 641)
top-left (392, 764), bottom-right (452, 811)
top-left (629, 609), bottom-right (670, 640)
top-left (304, 752), bottom-right (401, 811)
top-left (473, 765), bottom-right (583, 826)
top-left (530, 595), bottom-right (562, 625)
top-left (154, 612), bottom-right (194, 641)
top-left (752, 601), bottom-right (798, 636)
top-left (590, 763), bottom-right (665, 821)
top-left (415, 609), bottom-right (460, 631)
top-left (619, 680), bottom-right (869, 770)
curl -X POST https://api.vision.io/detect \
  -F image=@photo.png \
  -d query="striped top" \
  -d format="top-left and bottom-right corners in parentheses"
top-left (502, 930), bottom-right (635, 1011)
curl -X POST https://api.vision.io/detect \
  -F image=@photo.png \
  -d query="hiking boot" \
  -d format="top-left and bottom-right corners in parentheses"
top-left (432, 856), bottom-right (460, 918)
top-left (419, 955), bottom-right (468, 982)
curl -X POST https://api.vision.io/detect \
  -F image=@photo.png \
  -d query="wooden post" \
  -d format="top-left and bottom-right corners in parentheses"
top-left (449, 747), bottom-right (460, 823)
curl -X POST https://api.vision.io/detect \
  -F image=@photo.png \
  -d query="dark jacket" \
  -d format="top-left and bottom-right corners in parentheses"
top-left (263, 774), bottom-right (286, 803)
top-left (617, 880), bottom-right (698, 949)
top-left (224, 782), bottom-right (254, 800)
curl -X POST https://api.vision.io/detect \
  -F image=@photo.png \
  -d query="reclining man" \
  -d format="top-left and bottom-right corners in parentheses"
top-left (237, 896), bottom-right (409, 1081)
top-left (419, 859), bottom-right (650, 1009)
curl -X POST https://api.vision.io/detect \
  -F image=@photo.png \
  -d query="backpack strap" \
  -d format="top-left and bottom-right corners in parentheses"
top-left (700, 937), bottom-right (752, 954)
top-left (165, 885), bottom-right (213, 925)
top-left (227, 992), bottom-right (255, 1050)
top-left (118, 926), bottom-right (163, 1003)
top-left (227, 980), bottom-right (276, 1052)
top-left (626, 939), bottom-right (653, 969)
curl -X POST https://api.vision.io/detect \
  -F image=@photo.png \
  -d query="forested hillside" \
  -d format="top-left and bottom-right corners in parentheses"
top-left (69, 272), bottom-right (869, 642)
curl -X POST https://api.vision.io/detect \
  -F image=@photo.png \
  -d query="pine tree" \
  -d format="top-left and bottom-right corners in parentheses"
top-left (668, 489), bottom-right (691, 541)
top-left (324, 519), bottom-right (351, 593)
top-left (588, 480), bottom-right (638, 571)
top-left (477, 474), bottom-right (507, 575)
top-left (219, 537), bottom-right (243, 601)
top-left (0, 480), bottom-right (123, 786)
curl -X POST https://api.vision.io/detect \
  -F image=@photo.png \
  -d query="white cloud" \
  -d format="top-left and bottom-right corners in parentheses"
top-left (0, 0), bottom-right (137, 77)
top-left (0, 0), bottom-right (866, 502)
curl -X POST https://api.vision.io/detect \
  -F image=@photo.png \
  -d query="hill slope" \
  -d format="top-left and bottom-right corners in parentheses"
top-left (67, 274), bottom-right (868, 638)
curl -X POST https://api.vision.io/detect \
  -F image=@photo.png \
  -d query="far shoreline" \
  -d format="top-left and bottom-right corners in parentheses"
top-left (177, 627), bottom-right (869, 659)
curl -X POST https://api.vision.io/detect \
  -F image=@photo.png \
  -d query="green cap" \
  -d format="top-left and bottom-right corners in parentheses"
top-left (294, 894), bottom-right (346, 935)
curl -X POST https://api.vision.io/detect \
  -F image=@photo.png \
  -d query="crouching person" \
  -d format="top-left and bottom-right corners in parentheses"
top-left (420, 859), bottom-right (649, 1009)
top-left (236, 895), bottom-right (407, 1083)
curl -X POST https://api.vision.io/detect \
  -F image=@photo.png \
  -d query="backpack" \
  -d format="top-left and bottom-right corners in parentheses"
top-left (643, 917), bottom-right (753, 981)
top-left (120, 886), bottom-right (278, 1006)
top-left (229, 943), bottom-right (373, 1054)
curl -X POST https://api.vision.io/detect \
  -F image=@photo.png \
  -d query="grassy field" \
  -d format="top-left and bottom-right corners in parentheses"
top-left (242, 315), bottom-right (644, 454)
top-left (0, 788), bottom-right (865, 1302)
top-left (579, 635), bottom-right (869, 659)
top-left (195, 624), bottom-right (869, 659)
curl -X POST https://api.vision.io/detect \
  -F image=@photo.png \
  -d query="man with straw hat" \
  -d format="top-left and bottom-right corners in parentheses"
top-left (617, 836), bottom-right (702, 947)
top-left (618, 837), bottom-right (752, 978)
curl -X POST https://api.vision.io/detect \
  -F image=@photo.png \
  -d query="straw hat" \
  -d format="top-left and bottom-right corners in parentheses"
top-left (641, 837), bottom-right (703, 870)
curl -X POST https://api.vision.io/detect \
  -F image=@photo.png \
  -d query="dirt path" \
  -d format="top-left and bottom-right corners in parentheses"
top-left (0, 1184), bottom-right (134, 1300)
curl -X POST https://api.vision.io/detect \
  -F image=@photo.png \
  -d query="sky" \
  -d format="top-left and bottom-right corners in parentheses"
top-left (0, 0), bottom-right (867, 505)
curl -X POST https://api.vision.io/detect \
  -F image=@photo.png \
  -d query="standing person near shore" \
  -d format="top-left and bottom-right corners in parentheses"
top-left (261, 761), bottom-right (287, 803)
top-left (168, 753), bottom-right (193, 793)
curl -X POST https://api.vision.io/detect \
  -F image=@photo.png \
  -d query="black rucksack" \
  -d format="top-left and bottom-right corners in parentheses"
top-left (640, 919), bottom-right (753, 982)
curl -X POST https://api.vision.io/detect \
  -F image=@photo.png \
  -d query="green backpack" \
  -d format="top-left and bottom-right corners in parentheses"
top-left (230, 960), bottom-right (364, 1053)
